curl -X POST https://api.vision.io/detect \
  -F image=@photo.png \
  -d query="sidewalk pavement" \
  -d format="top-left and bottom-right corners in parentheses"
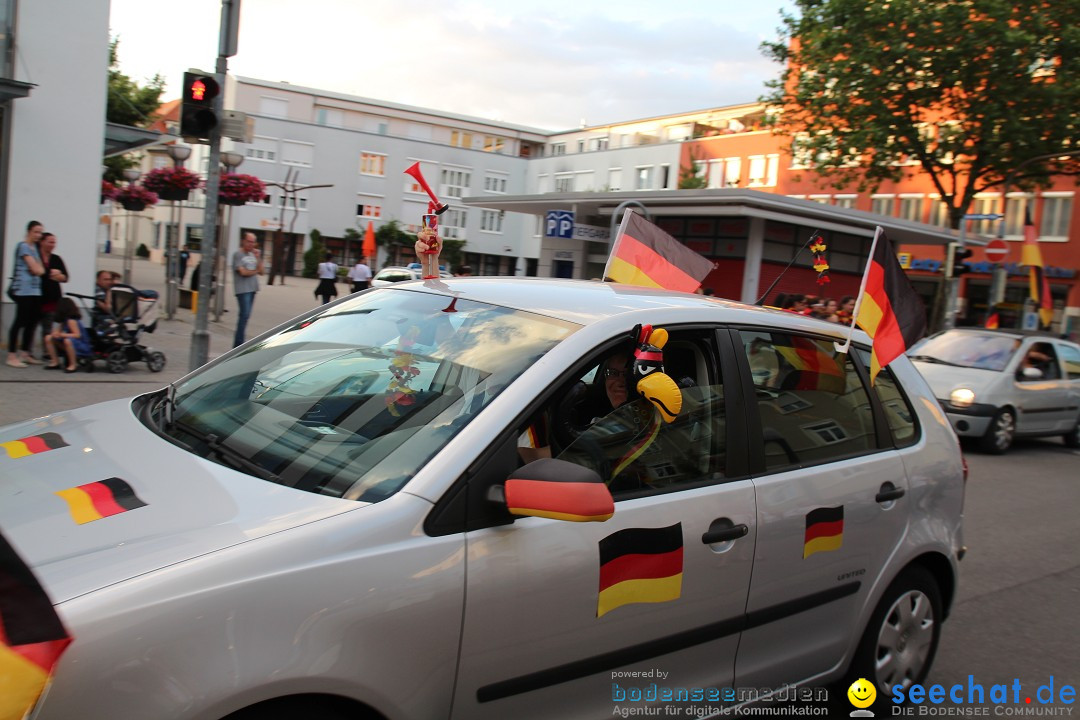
top-left (0, 254), bottom-right (342, 427)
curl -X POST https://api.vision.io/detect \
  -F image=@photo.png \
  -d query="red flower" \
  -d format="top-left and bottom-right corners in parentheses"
top-left (142, 166), bottom-right (203, 193)
top-left (114, 184), bottom-right (159, 206)
top-left (101, 180), bottom-right (118, 200)
top-left (218, 173), bottom-right (266, 204)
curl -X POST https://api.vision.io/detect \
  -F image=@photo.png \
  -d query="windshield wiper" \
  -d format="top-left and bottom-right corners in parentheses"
top-left (174, 419), bottom-right (280, 482)
top-left (909, 354), bottom-right (961, 367)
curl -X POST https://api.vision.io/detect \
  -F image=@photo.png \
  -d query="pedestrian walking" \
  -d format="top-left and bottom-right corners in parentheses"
top-left (6, 220), bottom-right (46, 368)
top-left (315, 252), bottom-right (339, 305)
top-left (232, 232), bottom-right (264, 348)
top-left (348, 259), bottom-right (372, 293)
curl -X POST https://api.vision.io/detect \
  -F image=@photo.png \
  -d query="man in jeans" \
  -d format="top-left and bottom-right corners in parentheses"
top-left (232, 232), bottom-right (264, 348)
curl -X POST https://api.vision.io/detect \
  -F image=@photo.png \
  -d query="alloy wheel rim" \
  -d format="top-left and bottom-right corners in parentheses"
top-left (875, 589), bottom-right (935, 693)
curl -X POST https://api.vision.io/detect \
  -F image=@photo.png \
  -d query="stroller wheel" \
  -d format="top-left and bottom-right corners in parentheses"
top-left (147, 351), bottom-right (166, 373)
top-left (107, 350), bottom-right (128, 374)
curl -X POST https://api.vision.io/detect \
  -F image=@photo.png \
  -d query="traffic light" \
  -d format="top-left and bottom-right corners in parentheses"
top-left (945, 243), bottom-right (974, 278)
top-left (180, 72), bottom-right (220, 141)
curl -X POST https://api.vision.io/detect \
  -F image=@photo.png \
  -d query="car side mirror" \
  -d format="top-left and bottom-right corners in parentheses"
top-left (1019, 367), bottom-right (1044, 380)
top-left (495, 458), bottom-right (614, 523)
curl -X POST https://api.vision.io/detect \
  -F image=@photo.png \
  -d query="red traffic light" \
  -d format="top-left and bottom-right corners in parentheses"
top-left (191, 80), bottom-right (207, 101)
top-left (182, 73), bottom-right (219, 106)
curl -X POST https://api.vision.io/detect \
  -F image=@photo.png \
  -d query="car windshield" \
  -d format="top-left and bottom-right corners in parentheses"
top-left (908, 331), bottom-right (1020, 371)
top-left (158, 289), bottom-right (578, 502)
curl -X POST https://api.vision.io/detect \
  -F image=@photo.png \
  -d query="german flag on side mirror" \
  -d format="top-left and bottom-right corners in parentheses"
top-left (504, 459), bottom-right (614, 522)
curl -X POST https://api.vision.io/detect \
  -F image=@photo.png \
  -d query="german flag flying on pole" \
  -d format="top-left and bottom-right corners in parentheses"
top-left (604, 211), bottom-right (713, 293)
top-left (1, 533), bottom-right (71, 720)
top-left (853, 227), bottom-right (927, 384)
top-left (1021, 207), bottom-right (1054, 328)
top-left (597, 524), bottom-right (683, 617)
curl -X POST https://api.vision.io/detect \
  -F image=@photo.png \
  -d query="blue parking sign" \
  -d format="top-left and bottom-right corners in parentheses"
top-left (545, 210), bottom-right (575, 239)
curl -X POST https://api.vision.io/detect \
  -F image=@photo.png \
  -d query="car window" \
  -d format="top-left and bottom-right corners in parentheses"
top-left (740, 330), bottom-right (876, 472)
top-left (164, 290), bottom-right (579, 502)
top-left (909, 331), bottom-right (1020, 371)
top-left (855, 348), bottom-right (919, 448)
top-left (377, 270), bottom-right (413, 283)
top-left (1019, 342), bottom-right (1060, 381)
top-left (1059, 344), bottom-right (1080, 380)
top-left (522, 333), bottom-right (725, 499)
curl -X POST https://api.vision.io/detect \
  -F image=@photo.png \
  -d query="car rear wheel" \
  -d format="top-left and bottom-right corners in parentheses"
top-left (979, 408), bottom-right (1015, 454)
top-left (847, 566), bottom-right (943, 703)
top-left (1063, 417), bottom-right (1080, 449)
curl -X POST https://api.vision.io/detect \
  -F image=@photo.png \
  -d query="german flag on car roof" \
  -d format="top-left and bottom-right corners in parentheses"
top-left (604, 211), bottom-right (713, 293)
top-left (854, 228), bottom-right (927, 383)
top-left (1, 532), bottom-right (71, 720)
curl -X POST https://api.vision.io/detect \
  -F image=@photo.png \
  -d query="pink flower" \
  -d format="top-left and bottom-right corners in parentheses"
top-left (142, 166), bottom-right (203, 193)
top-left (218, 173), bottom-right (266, 204)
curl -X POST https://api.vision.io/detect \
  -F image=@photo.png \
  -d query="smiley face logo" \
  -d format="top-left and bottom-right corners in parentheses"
top-left (847, 677), bottom-right (877, 709)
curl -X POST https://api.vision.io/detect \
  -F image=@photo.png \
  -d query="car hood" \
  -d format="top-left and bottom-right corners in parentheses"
top-left (910, 361), bottom-right (1001, 398)
top-left (0, 397), bottom-right (362, 603)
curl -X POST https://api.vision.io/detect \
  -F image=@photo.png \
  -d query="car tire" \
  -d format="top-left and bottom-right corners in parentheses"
top-left (1063, 417), bottom-right (1080, 449)
top-left (222, 696), bottom-right (375, 720)
top-left (979, 408), bottom-right (1015, 454)
top-left (846, 565), bottom-right (943, 705)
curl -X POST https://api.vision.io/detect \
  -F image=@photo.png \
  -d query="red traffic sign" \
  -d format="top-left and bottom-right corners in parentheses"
top-left (984, 239), bottom-right (1009, 263)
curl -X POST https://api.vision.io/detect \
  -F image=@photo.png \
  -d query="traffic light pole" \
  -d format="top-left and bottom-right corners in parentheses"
top-left (942, 226), bottom-right (966, 331)
top-left (189, 56), bottom-right (227, 372)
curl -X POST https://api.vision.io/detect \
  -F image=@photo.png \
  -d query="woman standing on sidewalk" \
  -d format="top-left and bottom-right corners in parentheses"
top-left (6, 220), bottom-right (46, 368)
top-left (314, 252), bottom-right (339, 305)
top-left (37, 232), bottom-right (69, 354)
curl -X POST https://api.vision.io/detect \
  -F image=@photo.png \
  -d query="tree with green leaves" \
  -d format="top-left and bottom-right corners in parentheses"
top-left (104, 38), bottom-right (165, 182)
top-left (375, 220), bottom-right (415, 267)
top-left (762, 0), bottom-right (1080, 228)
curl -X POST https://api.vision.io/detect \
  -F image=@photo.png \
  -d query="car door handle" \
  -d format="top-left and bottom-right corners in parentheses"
top-left (875, 487), bottom-right (905, 503)
top-left (701, 524), bottom-right (748, 544)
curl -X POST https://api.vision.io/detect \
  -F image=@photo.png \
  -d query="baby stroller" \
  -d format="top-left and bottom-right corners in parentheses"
top-left (69, 284), bottom-right (167, 374)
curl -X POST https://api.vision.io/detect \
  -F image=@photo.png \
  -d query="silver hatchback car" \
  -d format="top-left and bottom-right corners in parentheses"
top-left (909, 328), bottom-right (1080, 453)
top-left (2, 279), bottom-right (965, 719)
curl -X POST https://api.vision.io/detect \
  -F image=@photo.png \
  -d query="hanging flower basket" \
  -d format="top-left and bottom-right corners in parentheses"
top-left (218, 173), bottom-right (266, 206)
top-left (142, 166), bottom-right (202, 202)
top-left (101, 180), bottom-right (118, 203)
top-left (114, 184), bottom-right (159, 212)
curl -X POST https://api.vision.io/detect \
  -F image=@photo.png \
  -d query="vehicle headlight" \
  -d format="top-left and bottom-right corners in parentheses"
top-left (949, 388), bottom-right (976, 408)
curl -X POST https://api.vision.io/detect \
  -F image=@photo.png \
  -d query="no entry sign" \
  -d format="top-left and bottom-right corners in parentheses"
top-left (984, 239), bottom-right (1009, 263)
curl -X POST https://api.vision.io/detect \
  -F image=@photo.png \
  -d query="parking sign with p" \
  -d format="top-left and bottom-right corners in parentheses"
top-left (545, 210), bottom-right (575, 239)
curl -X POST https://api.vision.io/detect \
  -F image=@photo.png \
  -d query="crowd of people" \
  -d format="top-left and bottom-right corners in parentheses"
top-left (772, 292), bottom-right (857, 325)
top-left (6, 220), bottom-right (77, 368)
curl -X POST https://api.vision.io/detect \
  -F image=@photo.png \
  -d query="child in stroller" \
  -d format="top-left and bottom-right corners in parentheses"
top-left (43, 297), bottom-right (92, 373)
top-left (68, 283), bottom-right (167, 373)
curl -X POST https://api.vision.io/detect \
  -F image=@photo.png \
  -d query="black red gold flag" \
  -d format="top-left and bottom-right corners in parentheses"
top-left (1021, 208), bottom-right (1054, 328)
top-left (0, 432), bottom-right (68, 460)
top-left (597, 523), bottom-right (683, 617)
top-left (55, 478), bottom-right (148, 525)
top-left (803, 506), bottom-right (844, 559)
top-left (604, 212), bottom-right (713, 293)
top-left (0, 532), bottom-right (71, 720)
top-left (854, 227), bottom-right (927, 383)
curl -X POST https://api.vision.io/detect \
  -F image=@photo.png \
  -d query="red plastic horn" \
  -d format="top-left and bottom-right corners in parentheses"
top-left (403, 162), bottom-right (449, 215)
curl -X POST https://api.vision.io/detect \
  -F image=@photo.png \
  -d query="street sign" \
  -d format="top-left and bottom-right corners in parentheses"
top-left (963, 213), bottom-right (1003, 221)
top-left (984, 239), bottom-right (1009, 263)
top-left (545, 210), bottom-right (574, 239)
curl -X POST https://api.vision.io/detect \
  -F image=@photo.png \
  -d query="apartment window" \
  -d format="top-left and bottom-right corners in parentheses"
top-left (152, 155), bottom-right (170, 169)
top-left (635, 166), bottom-right (654, 191)
top-left (279, 196), bottom-right (308, 210)
top-left (537, 174), bottom-right (550, 193)
top-left (483, 136), bottom-right (505, 153)
top-left (441, 209), bottom-right (467, 240)
top-left (660, 164), bottom-right (671, 189)
top-left (551, 143), bottom-right (566, 156)
top-left (871, 195), bottom-right (896, 216)
top-left (834, 195), bottom-right (857, 209)
top-left (258, 96), bottom-right (288, 118)
top-left (808, 195), bottom-right (831, 205)
top-left (608, 168), bottom-right (622, 192)
top-left (573, 171), bottom-right (595, 192)
top-left (929, 196), bottom-right (951, 228)
top-left (1041, 194), bottom-right (1074, 239)
top-left (790, 133), bottom-right (812, 169)
top-left (360, 152), bottom-right (386, 176)
top-left (281, 140), bottom-right (314, 168)
top-left (969, 195), bottom-right (1000, 236)
top-left (484, 173), bottom-right (508, 193)
top-left (590, 137), bottom-right (609, 152)
top-left (1003, 195), bottom-right (1033, 237)
top-left (766, 154), bottom-right (780, 187)
top-left (315, 108), bottom-right (344, 127)
top-left (554, 174), bottom-right (574, 193)
top-left (356, 201), bottom-right (382, 218)
top-left (451, 131), bottom-right (473, 149)
top-left (577, 140), bottom-right (585, 153)
top-left (724, 158), bottom-right (741, 187)
top-left (246, 136), bottom-right (278, 163)
top-left (440, 168), bottom-right (472, 199)
top-left (898, 195), bottom-right (924, 223)
top-left (480, 209), bottom-right (504, 233)
top-left (365, 116), bottom-right (389, 135)
top-left (408, 123), bottom-right (433, 140)
top-left (748, 155), bottom-right (778, 187)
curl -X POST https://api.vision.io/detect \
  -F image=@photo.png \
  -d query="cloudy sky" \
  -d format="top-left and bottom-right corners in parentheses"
top-left (109, 0), bottom-right (795, 131)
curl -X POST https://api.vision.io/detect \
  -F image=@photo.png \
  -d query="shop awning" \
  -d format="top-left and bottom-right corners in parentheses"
top-left (104, 123), bottom-right (173, 159)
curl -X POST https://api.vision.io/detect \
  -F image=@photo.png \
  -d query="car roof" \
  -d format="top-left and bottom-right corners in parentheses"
top-left (933, 327), bottom-right (1070, 343)
top-left (379, 276), bottom-right (853, 334)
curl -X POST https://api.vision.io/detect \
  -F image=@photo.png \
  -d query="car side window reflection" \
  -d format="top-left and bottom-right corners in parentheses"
top-left (854, 348), bottom-right (919, 448)
top-left (1059, 344), bottom-right (1080, 380)
top-left (740, 330), bottom-right (876, 471)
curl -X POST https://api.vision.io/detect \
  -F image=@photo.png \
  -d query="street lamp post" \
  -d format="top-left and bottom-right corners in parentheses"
top-left (213, 150), bottom-right (245, 320)
top-left (164, 144), bottom-right (192, 319)
top-left (121, 168), bottom-right (141, 285)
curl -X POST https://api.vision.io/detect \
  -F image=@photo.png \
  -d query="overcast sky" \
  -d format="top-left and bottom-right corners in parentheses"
top-left (108, 0), bottom-right (795, 131)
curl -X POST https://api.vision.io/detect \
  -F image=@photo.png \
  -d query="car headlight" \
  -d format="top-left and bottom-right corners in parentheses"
top-left (949, 388), bottom-right (976, 408)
